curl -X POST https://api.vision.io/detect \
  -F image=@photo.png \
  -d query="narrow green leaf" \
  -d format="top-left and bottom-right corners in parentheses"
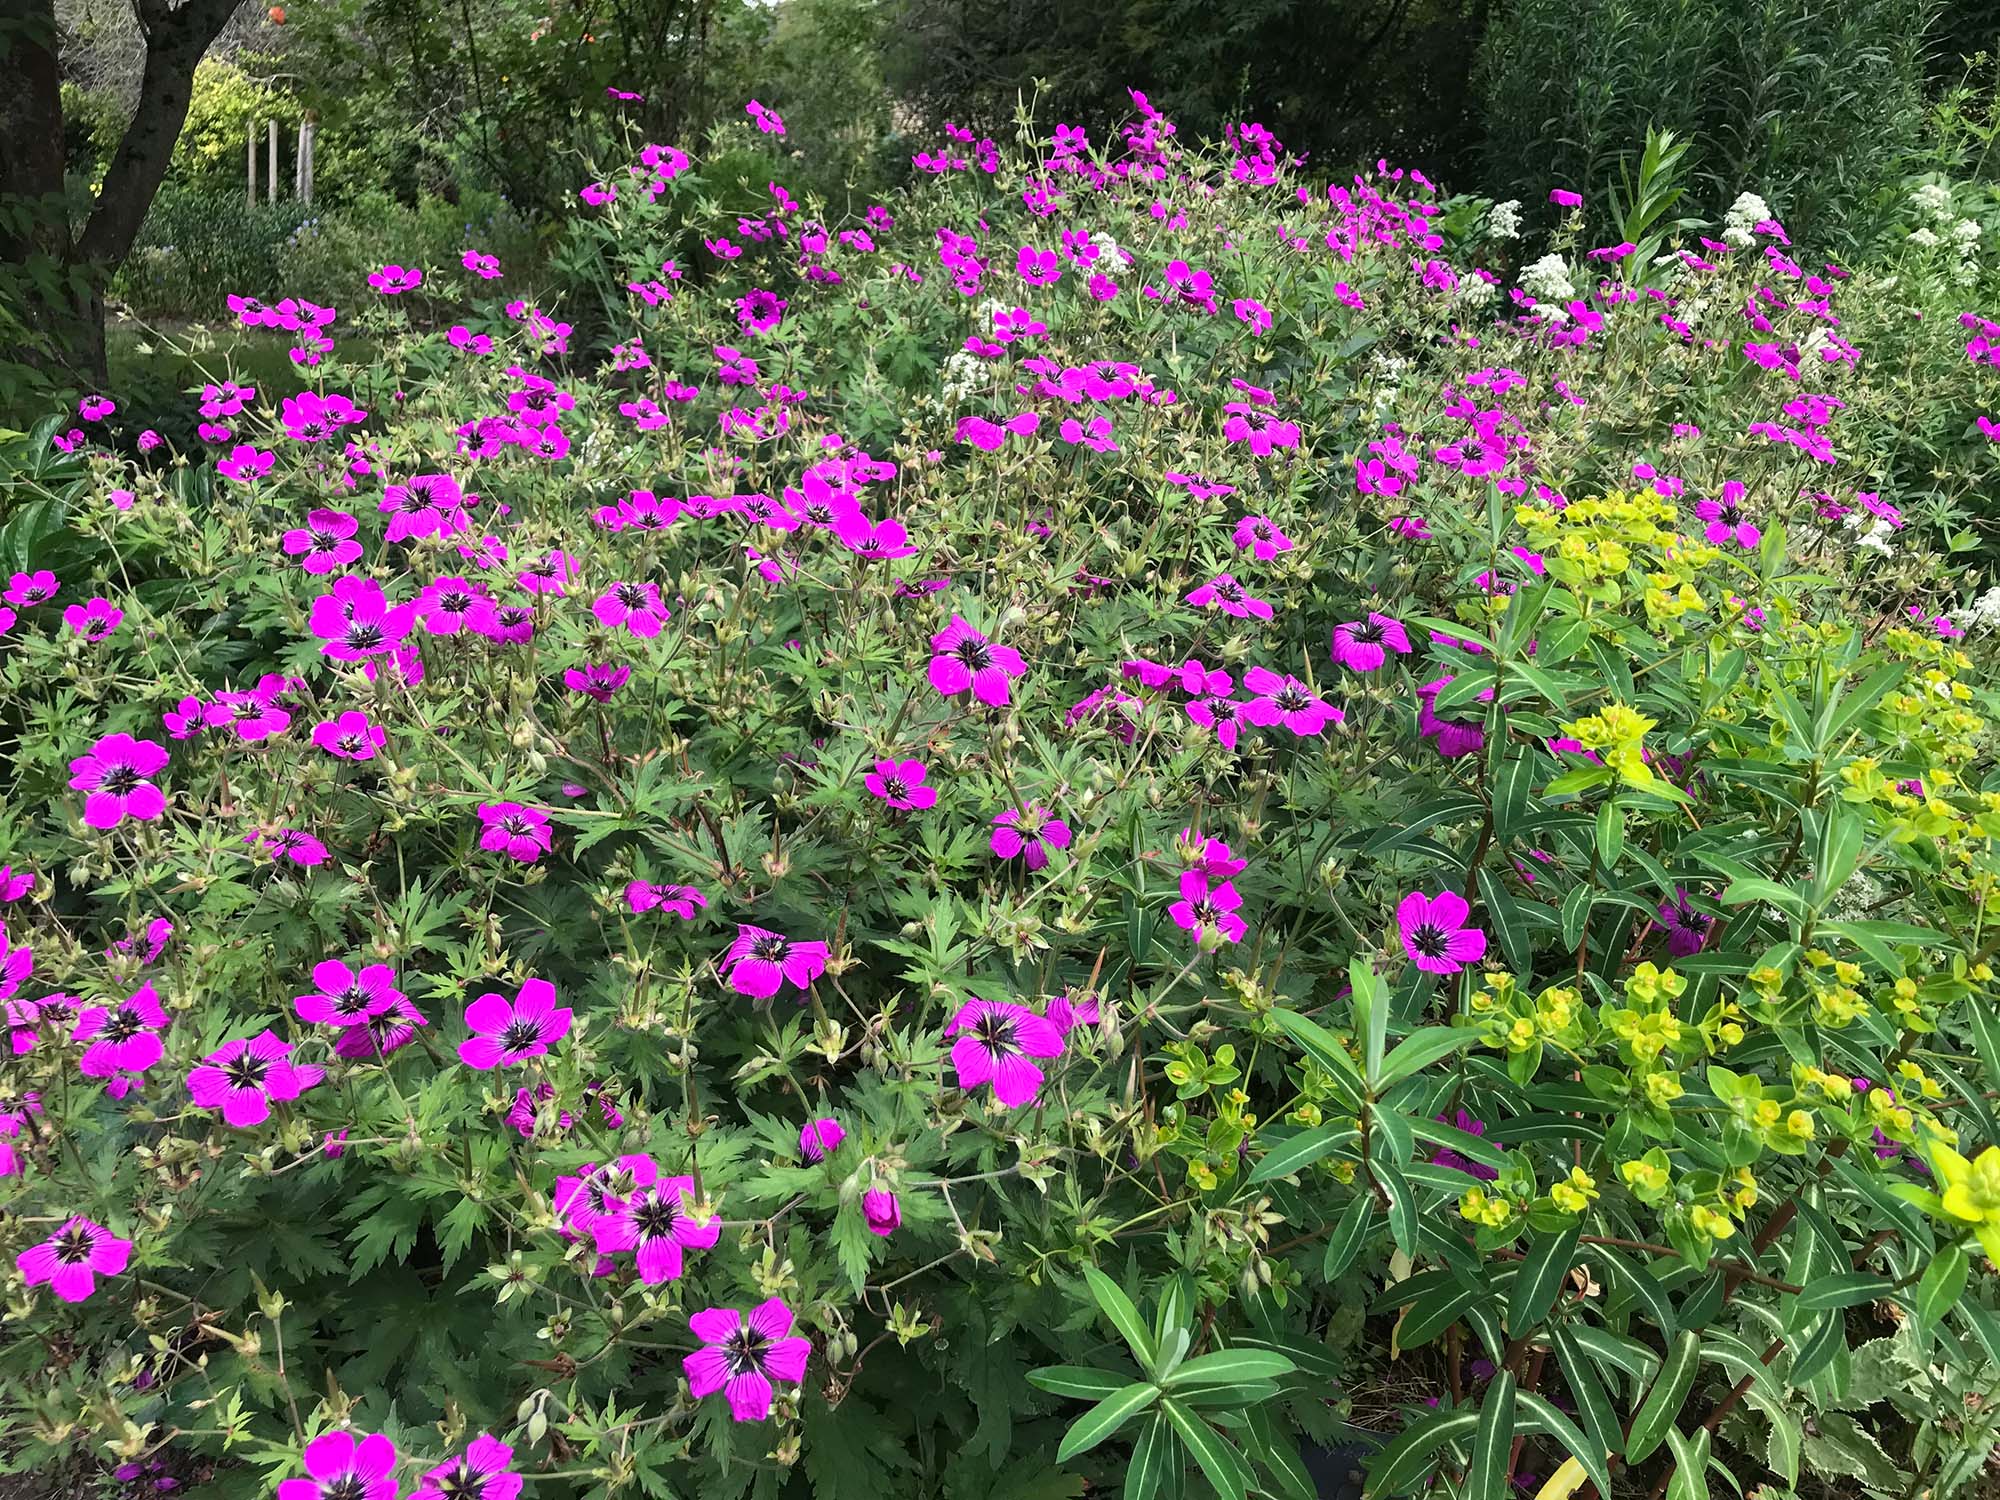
top-left (1550, 1325), bottom-right (1623, 1463)
top-left (1375, 1026), bottom-right (1481, 1091)
top-left (1595, 801), bottom-right (1624, 867)
top-left (1353, 957), bottom-right (1388, 1083)
top-left (1124, 1413), bottom-right (1174, 1500)
top-left (1467, 1370), bottom-right (1517, 1500)
top-left (1509, 1225), bottom-right (1580, 1333)
top-left (1083, 1267), bottom-right (1158, 1367)
top-left (1268, 1007), bottom-right (1365, 1106)
top-left (1517, 1389), bottom-right (1614, 1500)
top-left (1320, 1196), bottom-right (1374, 1281)
top-left (1915, 1244), bottom-right (1969, 1332)
top-left (1375, 1154), bottom-right (1419, 1257)
top-left (1160, 1398), bottom-right (1251, 1499)
top-left (1166, 1348), bottom-right (1295, 1389)
top-left (1028, 1365), bottom-right (1133, 1401)
top-left (1363, 1408), bottom-right (1480, 1497)
top-left (1248, 1122), bottom-right (1359, 1184)
top-left (1662, 1425), bottom-right (1712, 1500)
top-left (1787, 1309), bottom-right (1846, 1387)
top-left (1791, 1273), bottom-right (1892, 1315)
top-left (1625, 1329), bottom-right (1700, 1464)
top-left (1054, 1380), bottom-right (1158, 1462)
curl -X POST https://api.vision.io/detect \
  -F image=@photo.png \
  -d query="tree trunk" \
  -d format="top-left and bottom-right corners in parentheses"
top-left (0, 0), bottom-right (243, 383)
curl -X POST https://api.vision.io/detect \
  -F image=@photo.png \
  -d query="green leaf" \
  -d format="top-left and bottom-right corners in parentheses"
top-left (1517, 1389), bottom-right (1613, 1500)
top-left (1267, 1007), bottom-right (1365, 1107)
top-left (1595, 801), bottom-right (1624, 867)
top-left (1320, 1196), bottom-right (1375, 1281)
top-left (1549, 1325), bottom-right (1623, 1464)
top-left (1054, 1381), bottom-right (1158, 1463)
top-left (1788, 1309), bottom-right (1846, 1387)
top-left (1363, 1408), bottom-right (1479, 1496)
top-left (1248, 1122), bottom-right (1359, 1184)
top-left (1123, 1414), bottom-right (1175, 1500)
top-left (1374, 1026), bottom-right (1480, 1091)
top-left (1159, 1398), bottom-right (1251, 1499)
top-left (1509, 1225), bottom-right (1580, 1333)
top-left (1662, 1425), bottom-right (1712, 1500)
top-left (1398, 1284), bottom-right (1481, 1351)
top-left (1374, 1153), bottom-right (1419, 1257)
top-left (1914, 1244), bottom-right (1969, 1332)
top-left (1028, 1366), bottom-right (1135, 1401)
top-left (1560, 885), bottom-right (1593, 950)
top-left (1166, 1348), bottom-right (1296, 1388)
top-left (1353, 957), bottom-right (1389, 1083)
top-left (1475, 865), bottom-right (1537, 976)
top-left (1467, 1370), bottom-right (1517, 1500)
top-left (1719, 876), bottom-right (1808, 921)
top-left (1625, 1329), bottom-right (1700, 1464)
top-left (1791, 1273), bottom-right (1891, 1316)
top-left (1083, 1267), bottom-right (1158, 1367)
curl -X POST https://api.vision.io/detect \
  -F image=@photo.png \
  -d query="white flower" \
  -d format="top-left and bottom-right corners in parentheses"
top-left (1912, 182), bottom-right (1955, 222)
top-left (939, 349), bottom-right (989, 400)
top-left (1723, 226), bottom-right (1755, 249)
top-left (1855, 519), bottom-right (1896, 554)
top-left (1908, 226), bottom-right (1941, 249)
top-left (1454, 277), bottom-right (1498, 310)
top-left (1487, 199), bottom-right (1522, 240)
top-left (1089, 231), bottom-right (1128, 276)
top-left (1967, 585), bottom-right (2000, 631)
top-left (1953, 218), bottom-right (1982, 247)
top-left (1724, 191), bottom-right (1771, 238)
top-left (1518, 252), bottom-right (1575, 306)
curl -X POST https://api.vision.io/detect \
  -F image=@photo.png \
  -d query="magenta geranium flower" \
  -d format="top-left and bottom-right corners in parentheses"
top-left (246, 828), bottom-right (328, 866)
top-left (1695, 482), bottom-right (1760, 549)
top-left (928, 616), bottom-right (1026, 706)
top-left (736, 288), bottom-right (788, 332)
top-left (458, 977), bottom-right (572, 1068)
top-left (281, 508), bottom-right (363, 574)
top-left (311, 710), bottom-right (387, 760)
top-left (945, 997), bottom-right (1064, 1107)
top-left (216, 443), bottom-right (273, 482)
top-left (1417, 677), bottom-right (1489, 760)
top-left (1232, 515), bottom-right (1293, 560)
top-left (1241, 668), bottom-right (1341, 736)
top-left (17, 1217), bottom-right (131, 1303)
top-left (307, 577), bottom-right (416, 660)
top-left (62, 596), bottom-right (122, 641)
top-left (477, 802), bottom-right (551, 862)
top-left (865, 758), bottom-right (937, 810)
top-left (626, 881), bottom-right (707, 918)
top-left (187, 1030), bottom-right (325, 1127)
top-left (516, 549), bottom-right (577, 597)
top-left (592, 1154), bottom-right (719, 1283)
top-left (380, 474), bottom-right (465, 542)
top-left (991, 805), bottom-right (1071, 870)
top-left (0, 865), bottom-right (32, 902)
top-left (0, 932), bottom-right (28, 1004)
top-left (721, 926), bottom-right (828, 998)
top-left (1396, 890), bottom-right (1488, 975)
top-left (835, 512), bottom-right (919, 560)
top-left (276, 1432), bottom-right (400, 1500)
top-left (593, 581), bottom-right (671, 638)
top-left (296, 960), bottom-right (403, 1028)
top-left (69, 733), bottom-right (169, 828)
top-left (1331, 614), bottom-right (1411, 672)
top-left (461, 250), bottom-right (503, 280)
top-left (1186, 573), bottom-right (1273, 620)
top-left (1657, 887), bottom-right (1715, 957)
top-left (800, 1117), bottom-right (846, 1161)
top-left (369, 264), bottom-right (423, 293)
top-left (413, 1435), bottom-right (517, 1500)
top-left (1169, 870), bottom-right (1247, 946)
top-left (280, 390), bottom-right (365, 443)
top-left (685, 1299), bottom-right (811, 1422)
top-left (335, 998), bottom-right (428, 1061)
top-left (5, 570), bottom-right (58, 606)
top-left (72, 983), bottom-right (169, 1083)
top-left (863, 1188), bottom-right (901, 1235)
top-left (1184, 693), bottom-right (1244, 750)
top-left (565, 662), bottom-right (631, 701)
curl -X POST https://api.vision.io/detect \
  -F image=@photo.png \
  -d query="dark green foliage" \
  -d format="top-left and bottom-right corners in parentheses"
top-left (1476, 0), bottom-right (1937, 245)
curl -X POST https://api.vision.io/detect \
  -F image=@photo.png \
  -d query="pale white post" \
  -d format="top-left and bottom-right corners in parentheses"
top-left (267, 119), bottom-right (278, 203)
top-left (247, 119), bottom-right (257, 208)
top-left (302, 119), bottom-right (315, 207)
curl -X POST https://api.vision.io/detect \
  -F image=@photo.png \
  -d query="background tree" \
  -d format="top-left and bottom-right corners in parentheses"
top-left (0, 0), bottom-right (244, 379)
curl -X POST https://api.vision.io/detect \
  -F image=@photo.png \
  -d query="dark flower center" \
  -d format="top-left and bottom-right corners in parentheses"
top-left (436, 1464), bottom-right (483, 1500)
top-left (102, 765), bottom-right (141, 795)
top-left (299, 420), bottom-right (333, 442)
top-left (1719, 504), bottom-right (1741, 524)
top-left (23, 584), bottom-right (50, 602)
top-left (223, 1052), bottom-right (269, 1089)
top-left (1351, 620), bottom-right (1383, 644)
top-left (337, 733), bottom-right (364, 753)
top-left (335, 984), bottom-right (371, 1017)
top-left (974, 1011), bottom-right (1017, 1052)
top-left (1213, 580), bottom-right (1243, 602)
top-left (804, 502), bottom-right (835, 524)
top-left (310, 529), bottom-right (340, 549)
top-left (104, 1008), bottom-right (146, 1042)
top-left (1274, 685), bottom-right (1309, 711)
top-left (501, 815), bottom-right (531, 835)
top-left (615, 582), bottom-right (648, 607)
top-left (499, 608), bottom-right (531, 627)
top-left (952, 639), bottom-right (992, 669)
top-left (1192, 899), bottom-right (1218, 923)
top-left (1252, 521), bottom-right (1273, 539)
top-left (1410, 922), bottom-right (1448, 958)
top-left (724, 1324), bottom-right (770, 1376)
top-left (322, 1477), bottom-right (368, 1500)
top-left (344, 623), bottom-right (385, 650)
top-left (54, 1226), bottom-right (95, 1265)
top-left (633, 1193), bottom-right (678, 1239)
top-left (1210, 700), bottom-right (1237, 721)
top-left (500, 1020), bottom-right (542, 1052)
top-left (881, 777), bottom-right (908, 799)
top-left (750, 935), bottom-right (790, 962)
top-left (440, 591), bottom-right (472, 611)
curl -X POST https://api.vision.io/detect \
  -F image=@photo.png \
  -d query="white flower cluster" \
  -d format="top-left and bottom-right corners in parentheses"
top-left (1827, 868), bottom-right (1888, 923)
top-left (1090, 231), bottom-right (1128, 276)
top-left (1967, 585), bottom-right (2000, 632)
top-left (1853, 516), bottom-right (1897, 555)
top-left (939, 348), bottom-right (989, 401)
top-left (1454, 276), bottom-right (1499, 311)
top-left (1366, 352), bottom-right (1411, 415)
top-left (1906, 180), bottom-right (1982, 284)
top-left (1486, 199), bottom-right (1522, 240)
top-left (1723, 191), bottom-right (1771, 249)
top-left (1912, 182), bottom-right (1955, 221)
top-left (1517, 252), bottom-right (1575, 308)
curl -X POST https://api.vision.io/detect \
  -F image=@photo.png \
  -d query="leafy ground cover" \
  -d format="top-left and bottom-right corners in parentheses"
top-left (6, 94), bottom-right (2000, 1500)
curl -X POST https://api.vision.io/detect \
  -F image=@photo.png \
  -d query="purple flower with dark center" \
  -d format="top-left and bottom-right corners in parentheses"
top-left (1186, 572), bottom-right (1273, 620)
top-left (334, 997), bottom-right (428, 1060)
top-left (1397, 891), bottom-right (1487, 975)
top-left (281, 508), bottom-right (363, 574)
top-left (565, 662), bottom-right (631, 701)
top-left (593, 1153), bottom-right (719, 1283)
top-left (215, 444), bottom-right (273, 483)
top-left (187, 1030), bottom-right (324, 1126)
top-left (801, 1117), bottom-right (846, 1161)
top-left (1184, 693), bottom-right (1244, 749)
top-left (477, 802), bottom-right (551, 862)
top-left (380, 473), bottom-right (464, 543)
top-left (626, 881), bottom-right (706, 918)
top-left (1694, 481), bottom-right (1760, 549)
top-left (1169, 870), bottom-right (1247, 945)
top-left (1657, 887), bottom-right (1714, 956)
top-left (276, 1432), bottom-right (399, 1500)
top-left (1331, 613), bottom-right (1411, 672)
top-left (720, 925), bottom-right (828, 998)
top-left (928, 615), bottom-right (1027, 706)
top-left (458, 977), bottom-right (571, 1068)
top-left (296, 960), bottom-right (402, 1028)
top-left (5, 570), bottom-right (58, 607)
top-left (593, 581), bottom-right (671, 637)
top-left (945, 997), bottom-right (1065, 1107)
top-left (469, 599), bottom-right (536, 643)
top-left (17, 1217), bottom-right (131, 1303)
top-left (369, 264), bottom-right (422, 293)
top-left (311, 710), bottom-right (386, 761)
top-left (72, 983), bottom-right (169, 1085)
top-left (279, 390), bottom-right (365, 443)
top-left (1231, 515), bottom-right (1293, 559)
top-left (865, 758), bottom-right (937, 810)
top-left (68, 733), bottom-right (169, 828)
top-left (246, 827), bottom-right (328, 866)
top-left (1241, 668), bottom-right (1341, 736)
top-left (684, 1299), bottom-right (811, 1422)
top-left (413, 1435), bottom-right (519, 1500)
top-left (307, 577), bottom-right (416, 661)
top-left (416, 575), bottom-right (487, 634)
top-left (990, 805), bottom-right (1072, 870)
